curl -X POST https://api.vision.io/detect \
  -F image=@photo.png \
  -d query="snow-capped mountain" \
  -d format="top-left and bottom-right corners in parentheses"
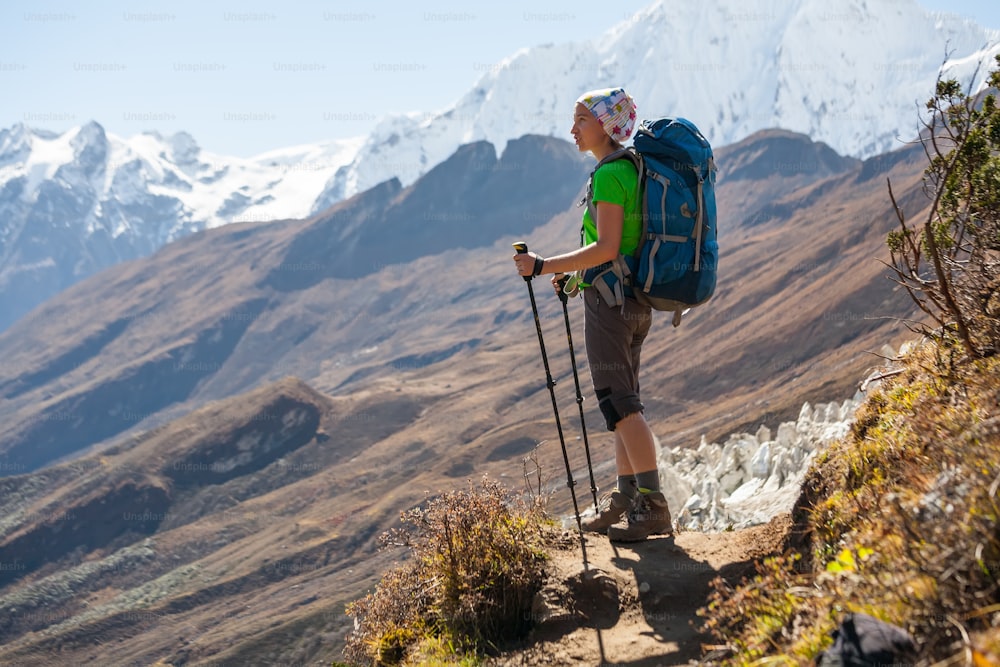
top-left (1, 0), bottom-right (998, 333)
top-left (0, 121), bottom-right (360, 242)
top-left (0, 121), bottom-right (360, 330)
top-left (321, 0), bottom-right (1000, 206)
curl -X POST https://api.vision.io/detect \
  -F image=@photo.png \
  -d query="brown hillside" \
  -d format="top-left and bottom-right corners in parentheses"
top-left (0, 377), bottom-right (425, 664)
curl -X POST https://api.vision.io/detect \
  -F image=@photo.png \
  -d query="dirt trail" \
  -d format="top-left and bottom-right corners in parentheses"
top-left (488, 515), bottom-right (792, 667)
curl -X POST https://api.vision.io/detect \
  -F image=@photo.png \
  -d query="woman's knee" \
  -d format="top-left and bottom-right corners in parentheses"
top-left (595, 387), bottom-right (643, 431)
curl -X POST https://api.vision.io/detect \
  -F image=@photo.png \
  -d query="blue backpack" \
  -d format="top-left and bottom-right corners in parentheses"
top-left (583, 117), bottom-right (718, 327)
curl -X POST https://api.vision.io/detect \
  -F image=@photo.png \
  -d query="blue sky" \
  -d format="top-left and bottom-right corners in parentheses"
top-left (2, 0), bottom-right (998, 157)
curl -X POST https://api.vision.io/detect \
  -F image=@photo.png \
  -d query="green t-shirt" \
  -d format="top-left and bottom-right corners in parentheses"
top-left (582, 158), bottom-right (642, 255)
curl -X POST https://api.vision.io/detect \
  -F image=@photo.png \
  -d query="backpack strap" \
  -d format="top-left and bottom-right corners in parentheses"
top-left (579, 148), bottom-right (644, 312)
top-left (581, 147), bottom-right (644, 254)
top-left (582, 147), bottom-right (638, 225)
top-left (690, 156), bottom-right (716, 272)
top-left (693, 176), bottom-right (703, 272)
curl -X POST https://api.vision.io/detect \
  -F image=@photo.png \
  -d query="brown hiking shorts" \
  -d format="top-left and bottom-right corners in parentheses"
top-left (583, 287), bottom-right (652, 431)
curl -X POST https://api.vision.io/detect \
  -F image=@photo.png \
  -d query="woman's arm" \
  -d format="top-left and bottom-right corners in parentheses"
top-left (513, 201), bottom-right (623, 277)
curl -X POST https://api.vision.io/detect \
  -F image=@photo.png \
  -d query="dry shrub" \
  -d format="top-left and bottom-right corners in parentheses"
top-left (342, 476), bottom-right (555, 666)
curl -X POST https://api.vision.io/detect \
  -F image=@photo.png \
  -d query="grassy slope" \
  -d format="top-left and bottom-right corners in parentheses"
top-left (699, 338), bottom-right (1000, 663)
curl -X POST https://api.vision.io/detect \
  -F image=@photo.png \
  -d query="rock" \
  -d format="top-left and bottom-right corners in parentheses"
top-left (530, 588), bottom-right (570, 625)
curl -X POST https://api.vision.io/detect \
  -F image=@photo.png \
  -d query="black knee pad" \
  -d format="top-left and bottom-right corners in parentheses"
top-left (595, 387), bottom-right (621, 432)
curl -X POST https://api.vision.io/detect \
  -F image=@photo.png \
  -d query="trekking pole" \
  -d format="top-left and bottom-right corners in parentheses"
top-left (513, 242), bottom-right (588, 553)
top-left (555, 275), bottom-right (600, 512)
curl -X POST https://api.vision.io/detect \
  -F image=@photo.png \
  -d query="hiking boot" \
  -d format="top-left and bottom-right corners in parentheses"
top-left (580, 491), bottom-right (632, 533)
top-left (608, 491), bottom-right (673, 542)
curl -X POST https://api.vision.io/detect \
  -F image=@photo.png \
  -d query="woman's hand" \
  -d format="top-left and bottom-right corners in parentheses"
top-left (551, 273), bottom-right (566, 297)
top-left (513, 250), bottom-right (541, 277)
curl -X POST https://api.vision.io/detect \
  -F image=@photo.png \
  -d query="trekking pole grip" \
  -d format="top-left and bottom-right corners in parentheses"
top-left (556, 274), bottom-right (569, 304)
top-left (513, 241), bottom-right (531, 282)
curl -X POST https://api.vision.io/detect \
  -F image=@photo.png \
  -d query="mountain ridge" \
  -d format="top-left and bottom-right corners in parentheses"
top-left (0, 127), bottom-right (917, 475)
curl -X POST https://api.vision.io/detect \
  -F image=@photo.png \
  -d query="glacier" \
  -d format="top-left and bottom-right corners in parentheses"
top-left (568, 342), bottom-right (913, 533)
top-left (570, 395), bottom-right (861, 533)
top-left (660, 397), bottom-right (860, 532)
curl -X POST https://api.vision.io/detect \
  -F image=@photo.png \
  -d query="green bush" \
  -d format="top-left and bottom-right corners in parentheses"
top-left (887, 54), bottom-right (1000, 358)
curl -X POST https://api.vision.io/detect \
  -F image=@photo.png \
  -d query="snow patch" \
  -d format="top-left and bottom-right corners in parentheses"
top-left (12, 128), bottom-right (74, 197)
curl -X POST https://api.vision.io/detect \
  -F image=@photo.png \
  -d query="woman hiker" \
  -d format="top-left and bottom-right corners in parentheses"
top-left (512, 87), bottom-right (672, 542)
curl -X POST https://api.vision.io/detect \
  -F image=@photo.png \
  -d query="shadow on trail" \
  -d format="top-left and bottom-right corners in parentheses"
top-left (605, 535), bottom-right (710, 666)
top-left (600, 533), bottom-right (764, 667)
top-left (492, 527), bottom-right (782, 666)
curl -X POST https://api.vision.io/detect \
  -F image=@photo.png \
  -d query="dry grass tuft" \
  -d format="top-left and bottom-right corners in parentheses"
top-left (342, 476), bottom-right (557, 666)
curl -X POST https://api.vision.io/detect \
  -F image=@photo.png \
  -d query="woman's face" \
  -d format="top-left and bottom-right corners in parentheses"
top-left (571, 102), bottom-right (608, 154)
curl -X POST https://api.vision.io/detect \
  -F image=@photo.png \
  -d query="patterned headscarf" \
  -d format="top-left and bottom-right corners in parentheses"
top-left (576, 87), bottom-right (637, 143)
